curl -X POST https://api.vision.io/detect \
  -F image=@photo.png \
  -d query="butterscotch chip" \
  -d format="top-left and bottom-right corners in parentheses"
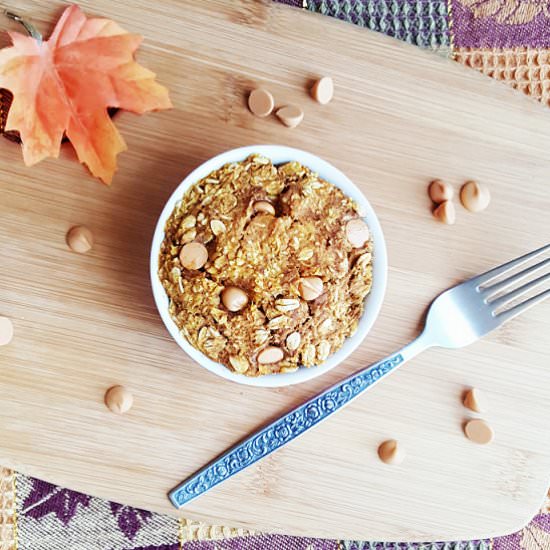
top-left (276, 105), bottom-right (304, 128)
top-left (66, 225), bottom-right (93, 254)
top-left (179, 242), bottom-right (208, 270)
top-left (253, 200), bottom-right (275, 215)
top-left (378, 439), bottom-right (405, 465)
top-left (311, 76), bottom-right (334, 105)
top-left (463, 388), bottom-right (488, 413)
top-left (428, 179), bottom-right (453, 203)
top-left (257, 346), bottom-right (284, 364)
top-left (248, 88), bottom-right (274, 118)
top-left (0, 317), bottom-right (14, 346)
top-left (104, 385), bottom-right (133, 415)
top-left (346, 218), bottom-right (370, 247)
top-left (464, 419), bottom-right (494, 444)
top-left (433, 200), bottom-right (456, 224)
top-left (460, 180), bottom-right (490, 212)
top-left (299, 277), bottom-right (324, 301)
top-left (221, 286), bottom-right (249, 312)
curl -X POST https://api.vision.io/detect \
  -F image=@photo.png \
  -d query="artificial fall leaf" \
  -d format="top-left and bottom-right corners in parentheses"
top-left (0, 5), bottom-right (172, 184)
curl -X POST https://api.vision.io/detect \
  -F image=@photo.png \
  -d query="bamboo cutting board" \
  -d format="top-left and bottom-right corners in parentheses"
top-left (0, 0), bottom-right (550, 542)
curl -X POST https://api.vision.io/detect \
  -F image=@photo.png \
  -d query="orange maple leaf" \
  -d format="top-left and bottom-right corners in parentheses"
top-left (0, 5), bottom-right (172, 184)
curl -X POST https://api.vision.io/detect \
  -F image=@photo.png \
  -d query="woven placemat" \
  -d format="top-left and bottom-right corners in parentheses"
top-left (2, 470), bottom-right (549, 549)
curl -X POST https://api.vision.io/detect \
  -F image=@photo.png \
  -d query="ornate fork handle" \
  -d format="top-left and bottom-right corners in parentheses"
top-left (169, 347), bottom-right (420, 508)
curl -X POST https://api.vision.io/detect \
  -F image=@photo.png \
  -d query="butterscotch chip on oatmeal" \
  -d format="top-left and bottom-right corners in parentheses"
top-left (179, 242), bottom-right (208, 270)
top-left (221, 286), bottom-right (249, 312)
top-left (346, 218), bottom-right (370, 248)
top-left (158, 154), bottom-right (374, 377)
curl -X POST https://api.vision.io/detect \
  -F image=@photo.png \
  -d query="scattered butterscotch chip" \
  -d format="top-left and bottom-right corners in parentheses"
top-left (0, 317), bottom-right (14, 346)
top-left (432, 200), bottom-right (456, 224)
top-left (428, 179), bottom-right (454, 204)
top-left (460, 180), bottom-right (490, 212)
top-left (257, 346), bottom-right (284, 364)
top-left (299, 277), bottom-right (324, 301)
top-left (311, 76), bottom-right (334, 104)
top-left (104, 385), bottom-right (133, 415)
top-left (253, 200), bottom-right (276, 215)
top-left (464, 419), bottom-right (494, 444)
top-left (378, 439), bottom-right (405, 465)
top-left (179, 242), bottom-right (208, 270)
top-left (463, 388), bottom-right (488, 413)
top-left (66, 225), bottom-right (94, 254)
top-left (276, 105), bottom-right (304, 128)
top-left (221, 286), bottom-right (249, 312)
top-left (248, 88), bottom-right (274, 118)
top-left (346, 218), bottom-right (370, 247)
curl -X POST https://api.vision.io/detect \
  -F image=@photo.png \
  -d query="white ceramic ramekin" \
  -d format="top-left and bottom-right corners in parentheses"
top-left (150, 145), bottom-right (387, 387)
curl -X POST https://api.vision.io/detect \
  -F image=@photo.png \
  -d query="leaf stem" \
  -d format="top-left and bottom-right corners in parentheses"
top-left (4, 10), bottom-right (42, 43)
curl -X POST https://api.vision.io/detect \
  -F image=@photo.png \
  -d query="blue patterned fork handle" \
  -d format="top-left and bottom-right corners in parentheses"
top-left (168, 336), bottom-right (430, 508)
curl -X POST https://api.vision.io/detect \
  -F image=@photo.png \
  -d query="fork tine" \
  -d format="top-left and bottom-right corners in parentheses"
top-left (472, 243), bottom-right (550, 288)
top-left (490, 272), bottom-right (550, 311)
top-left (482, 257), bottom-right (550, 299)
top-left (494, 288), bottom-right (550, 324)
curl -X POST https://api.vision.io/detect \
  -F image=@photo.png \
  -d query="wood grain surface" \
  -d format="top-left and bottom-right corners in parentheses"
top-left (1, 0), bottom-right (550, 541)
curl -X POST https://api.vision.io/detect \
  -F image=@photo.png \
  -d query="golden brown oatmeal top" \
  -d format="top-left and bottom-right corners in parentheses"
top-left (158, 154), bottom-right (373, 376)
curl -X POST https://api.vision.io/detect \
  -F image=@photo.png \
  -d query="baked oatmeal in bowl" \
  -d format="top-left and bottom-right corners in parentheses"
top-left (150, 145), bottom-right (387, 387)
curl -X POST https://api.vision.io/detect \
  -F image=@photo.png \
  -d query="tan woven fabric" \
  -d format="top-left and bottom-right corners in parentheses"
top-left (0, 468), bottom-right (16, 550)
top-left (455, 48), bottom-right (550, 107)
top-left (179, 517), bottom-right (256, 543)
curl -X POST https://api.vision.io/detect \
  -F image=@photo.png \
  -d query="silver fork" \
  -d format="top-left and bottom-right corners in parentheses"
top-left (169, 243), bottom-right (550, 509)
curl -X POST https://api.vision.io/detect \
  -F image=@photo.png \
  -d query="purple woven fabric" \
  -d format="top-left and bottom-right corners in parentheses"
top-left (13, 473), bottom-right (496, 550)
top-left (15, 474), bottom-right (341, 550)
top-left (182, 535), bottom-right (337, 549)
top-left (451, 0), bottom-right (550, 47)
top-left (16, 475), bottom-right (180, 550)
